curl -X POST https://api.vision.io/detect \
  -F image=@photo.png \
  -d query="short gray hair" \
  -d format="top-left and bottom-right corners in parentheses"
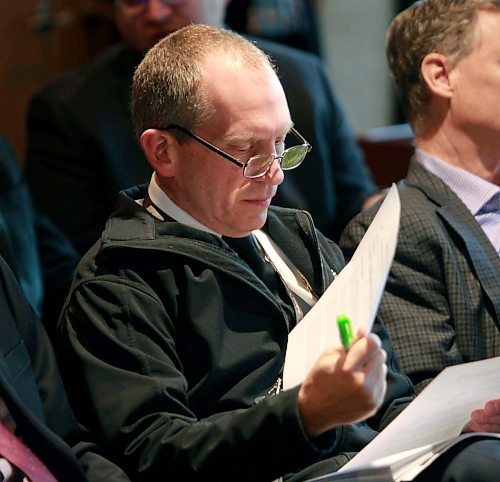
top-left (387, 0), bottom-right (500, 133)
top-left (131, 24), bottom-right (275, 139)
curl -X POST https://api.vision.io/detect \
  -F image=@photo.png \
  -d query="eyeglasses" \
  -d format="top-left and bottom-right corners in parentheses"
top-left (117, 0), bottom-right (185, 12)
top-left (166, 125), bottom-right (311, 179)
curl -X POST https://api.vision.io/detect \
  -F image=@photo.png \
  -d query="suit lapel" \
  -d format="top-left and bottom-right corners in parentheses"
top-left (406, 160), bottom-right (500, 324)
top-left (0, 278), bottom-right (46, 423)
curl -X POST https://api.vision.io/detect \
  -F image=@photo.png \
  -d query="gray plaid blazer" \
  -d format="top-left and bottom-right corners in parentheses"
top-left (340, 159), bottom-right (500, 393)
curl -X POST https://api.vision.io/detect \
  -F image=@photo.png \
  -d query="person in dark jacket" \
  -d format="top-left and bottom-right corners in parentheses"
top-left (58, 24), bottom-right (500, 481)
top-left (0, 253), bottom-right (129, 481)
top-left (225, 0), bottom-right (322, 55)
top-left (25, 0), bottom-right (376, 260)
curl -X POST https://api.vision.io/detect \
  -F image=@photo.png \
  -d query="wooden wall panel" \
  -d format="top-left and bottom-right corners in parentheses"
top-left (0, 0), bottom-right (116, 165)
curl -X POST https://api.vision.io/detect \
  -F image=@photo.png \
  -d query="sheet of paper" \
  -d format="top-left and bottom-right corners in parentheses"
top-left (340, 356), bottom-right (500, 470)
top-left (283, 184), bottom-right (401, 389)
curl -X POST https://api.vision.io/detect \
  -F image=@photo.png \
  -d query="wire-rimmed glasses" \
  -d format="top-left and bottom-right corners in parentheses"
top-left (166, 124), bottom-right (311, 179)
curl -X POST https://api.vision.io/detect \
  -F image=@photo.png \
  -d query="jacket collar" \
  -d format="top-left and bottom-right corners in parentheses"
top-left (102, 184), bottom-right (336, 297)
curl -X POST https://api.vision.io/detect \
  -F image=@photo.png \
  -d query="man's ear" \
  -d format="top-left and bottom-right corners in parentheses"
top-left (140, 129), bottom-right (175, 177)
top-left (421, 53), bottom-right (454, 99)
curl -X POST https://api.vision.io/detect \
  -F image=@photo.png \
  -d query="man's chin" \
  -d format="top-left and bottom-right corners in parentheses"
top-left (248, 213), bottom-right (269, 232)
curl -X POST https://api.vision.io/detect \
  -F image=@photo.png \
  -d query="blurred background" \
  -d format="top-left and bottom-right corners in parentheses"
top-left (0, 0), bottom-right (413, 167)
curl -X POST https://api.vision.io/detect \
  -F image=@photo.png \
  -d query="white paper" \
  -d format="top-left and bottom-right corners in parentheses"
top-left (340, 356), bottom-right (500, 470)
top-left (283, 184), bottom-right (401, 389)
top-left (313, 432), bottom-right (500, 481)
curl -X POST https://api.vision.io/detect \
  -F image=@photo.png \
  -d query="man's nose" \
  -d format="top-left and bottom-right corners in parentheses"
top-left (260, 157), bottom-right (285, 186)
top-left (143, 0), bottom-right (175, 21)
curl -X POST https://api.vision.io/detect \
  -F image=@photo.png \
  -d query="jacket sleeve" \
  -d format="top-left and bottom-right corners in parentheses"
top-left (60, 277), bottom-right (343, 482)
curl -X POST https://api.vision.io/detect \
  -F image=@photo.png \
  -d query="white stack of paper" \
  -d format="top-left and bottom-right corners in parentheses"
top-left (283, 184), bottom-right (401, 389)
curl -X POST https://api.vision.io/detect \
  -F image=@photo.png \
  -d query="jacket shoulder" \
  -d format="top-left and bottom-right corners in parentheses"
top-left (30, 44), bottom-right (134, 106)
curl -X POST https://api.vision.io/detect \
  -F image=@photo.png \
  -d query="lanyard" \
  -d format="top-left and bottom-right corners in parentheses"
top-left (252, 230), bottom-right (317, 307)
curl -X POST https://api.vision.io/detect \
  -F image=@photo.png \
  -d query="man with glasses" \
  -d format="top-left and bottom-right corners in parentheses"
top-left (26, 0), bottom-right (376, 268)
top-left (57, 24), bottom-right (415, 481)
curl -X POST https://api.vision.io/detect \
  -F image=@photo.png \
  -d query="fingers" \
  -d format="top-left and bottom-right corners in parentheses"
top-left (339, 334), bottom-right (388, 418)
top-left (364, 348), bottom-right (388, 389)
top-left (343, 333), bottom-right (383, 371)
top-left (343, 333), bottom-right (387, 410)
top-left (358, 344), bottom-right (388, 414)
top-left (304, 347), bottom-right (346, 386)
top-left (471, 408), bottom-right (500, 425)
top-left (465, 420), bottom-right (500, 433)
top-left (484, 399), bottom-right (500, 415)
top-left (465, 400), bottom-right (500, 434)
top-left (297, 333), bottom-right (388, 437)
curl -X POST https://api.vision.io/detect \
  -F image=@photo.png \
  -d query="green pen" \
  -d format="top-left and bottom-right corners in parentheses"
top-left (337, 315), bottom-right (354, 351)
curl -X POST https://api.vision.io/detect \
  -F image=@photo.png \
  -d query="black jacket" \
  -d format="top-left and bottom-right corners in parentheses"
top-left (60, 185), bottom-right (414, 481)
top-left (0, 255), bottom-right (129, 482)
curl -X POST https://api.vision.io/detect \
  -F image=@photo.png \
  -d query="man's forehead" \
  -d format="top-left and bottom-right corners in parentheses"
top-left (222, 122), bottom-right (294, 143)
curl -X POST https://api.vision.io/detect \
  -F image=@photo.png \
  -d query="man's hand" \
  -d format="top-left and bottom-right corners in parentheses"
top-left (463, 399), bottom-right (500, 433)
top-left (297, 332), bottom-right (388, 437)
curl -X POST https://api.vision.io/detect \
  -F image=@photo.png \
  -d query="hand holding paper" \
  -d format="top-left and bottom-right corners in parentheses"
top-left (298, 332), bottom-right (388, 437)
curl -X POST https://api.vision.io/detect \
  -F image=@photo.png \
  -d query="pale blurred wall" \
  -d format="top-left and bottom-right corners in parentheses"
top-left (316, 0), bottom-right (397, 134)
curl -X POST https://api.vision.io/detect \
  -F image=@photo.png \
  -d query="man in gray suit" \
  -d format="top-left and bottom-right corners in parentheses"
top-left (341, 0), bottom-right (500, 394)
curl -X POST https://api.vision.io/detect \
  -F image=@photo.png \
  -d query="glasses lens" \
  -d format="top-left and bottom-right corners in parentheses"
top-left (281, 146), bottom-right (308, 170)
top-left (244, 155), bottom-right (274, 178)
